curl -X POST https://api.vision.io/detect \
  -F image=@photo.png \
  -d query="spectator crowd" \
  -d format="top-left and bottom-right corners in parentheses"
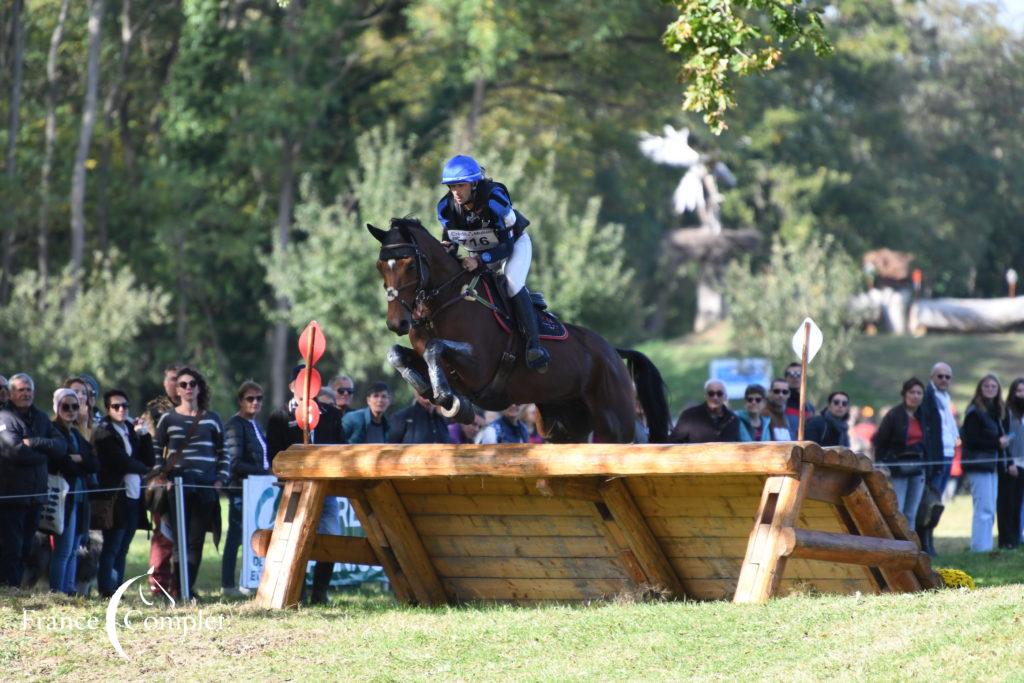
top-left (1, 356), bottom-right (1021, 603)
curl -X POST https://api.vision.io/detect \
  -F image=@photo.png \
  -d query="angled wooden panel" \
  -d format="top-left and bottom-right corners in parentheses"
top-left (255, 480), bottom-right (326, 609)
top-left (840, 481), bottom-right (921, 593)
top-left (347, 491), bottom-right (414, 604)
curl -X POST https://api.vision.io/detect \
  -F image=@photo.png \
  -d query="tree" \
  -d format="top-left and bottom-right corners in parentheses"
top-left (1, 0), bottom-right (26, 304)
top-left (723, 234), bottom-right (862, 394)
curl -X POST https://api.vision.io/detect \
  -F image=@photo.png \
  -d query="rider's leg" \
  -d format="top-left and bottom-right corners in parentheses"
top-left (504, 233), bottom-right (549, 373)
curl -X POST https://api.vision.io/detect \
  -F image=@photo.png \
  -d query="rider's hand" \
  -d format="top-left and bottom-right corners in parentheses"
top-left (462, 255), bottom-right (480, 272)
top-left (999, 435), bottom-right (1010, 449)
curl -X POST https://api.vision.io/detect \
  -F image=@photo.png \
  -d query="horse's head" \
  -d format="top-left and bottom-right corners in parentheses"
top-left (367, 217), bottom-right (449, 336)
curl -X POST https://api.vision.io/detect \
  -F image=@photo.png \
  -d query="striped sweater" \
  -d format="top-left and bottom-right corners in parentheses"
top-left (152, 410), bottom-right (229, 484)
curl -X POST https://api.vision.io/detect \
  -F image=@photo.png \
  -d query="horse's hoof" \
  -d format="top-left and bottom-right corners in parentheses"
top-left (438, 394), bottom-right (475, 424)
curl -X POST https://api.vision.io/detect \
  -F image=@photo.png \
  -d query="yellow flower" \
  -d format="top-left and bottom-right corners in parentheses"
top-left (936, 568), bottom-right (976, 590)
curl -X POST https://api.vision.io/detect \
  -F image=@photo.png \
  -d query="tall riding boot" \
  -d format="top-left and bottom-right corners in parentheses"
top-left (309, 561), bottom-right (334, 605)
top-left (511, 289), bottom-right (549, 373)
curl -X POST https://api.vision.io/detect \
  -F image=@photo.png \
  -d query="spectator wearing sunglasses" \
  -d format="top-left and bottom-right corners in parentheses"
top-left (223, 380), bottom-right (270, 596)
top-left (669, 379), bottom-right (740, 443)
top-left (0, 375), bottom-right (9, 406)
top-left (737, 384), bottom-right (772, 442)
top-left (94, 389), bottom-right (154, 596)
top-left (47, 388), bottom-right (98, 595)
top-left (0, 373), bottom-right (68, 587)
top-left (920, 362), bottom-right (960, 499)
top-left (804, 391), bottom-right (852, 447)
top-left (783, 362), bottom-right (816, 437)
top-left (329, 374), bottom-right (357, 417)
top-left (766, 379), bottom-right (794, 440)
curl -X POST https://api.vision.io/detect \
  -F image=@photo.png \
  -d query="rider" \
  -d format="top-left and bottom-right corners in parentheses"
top-left (436, 154), bottom-right (550, 373)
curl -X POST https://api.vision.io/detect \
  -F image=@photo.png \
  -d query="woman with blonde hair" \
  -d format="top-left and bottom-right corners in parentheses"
top-left (960, 374), bottom-right (1010, 552)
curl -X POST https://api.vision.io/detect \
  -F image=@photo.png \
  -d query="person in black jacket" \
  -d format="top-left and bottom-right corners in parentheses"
top-left (804, 392), bottom-right (852, 448)
top-left (222, 380), bottom-right (270, 595)
top-left (961, 374), bottom-right (1010, 553)
top-left (48, 388), bottom-right (99, 595)
top-left (94, 389), bottom-right (153, 596)
top-left (873, 379), bottom-right (931, 531)
top-left (389, 393), bottom-right (453, 444)
top-left (669, 380), bottom-right (740, 443)
top-left (266, 364), bottom-right (346, 604)
top-left (0, 373), bottom-right (68, 586)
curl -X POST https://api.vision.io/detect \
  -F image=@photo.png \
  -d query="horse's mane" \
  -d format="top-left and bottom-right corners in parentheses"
top-left (388, 216), bottom-right (445, 255)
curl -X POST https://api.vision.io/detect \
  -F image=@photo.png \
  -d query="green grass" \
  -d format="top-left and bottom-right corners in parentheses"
top-left (2, 495), bottom-right (1021, 680)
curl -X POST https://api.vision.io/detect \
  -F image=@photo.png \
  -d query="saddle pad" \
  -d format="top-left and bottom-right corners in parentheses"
top-left (480, 280), bottom-right (569, 341)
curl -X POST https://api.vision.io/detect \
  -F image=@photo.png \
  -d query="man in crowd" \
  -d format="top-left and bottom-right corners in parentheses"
top-left (766, 378), bottom-right (794, 440)
top-left (478, 404), bottom-right (530, 444)
top-left (267, 364), bottom-right (345, 604)
top-left (0, 373), bottom-right (68, 586)
top-left (784, 362), bottom-right (815, 437)
top-left (921, 362), bottom-right (959, 498)
top-left (389, 392), bottom-right (453, 444)
top-left (329, 374), bottom-right (356, 417)
top-left (669, 379), bottom-right (740, 443)
top-left (343, 382), bottom-right (392, 444)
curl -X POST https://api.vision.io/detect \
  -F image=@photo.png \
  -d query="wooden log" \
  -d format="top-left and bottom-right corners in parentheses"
top-left (598, 478), bottom-right (686, 598)
top-left (271, 442), bottom-right (803, 480)
top-left (840, 482), bottom-right (921, 593)
top-left (805, 468), bottom-right (861, 505)
top-left (251, 529), bottom-right (377, 565)
top-left (363, 481), bottom-right (448, 606)
top-left (254, 480), bottom-right (326, 609)
top-left (862, 470), bottom-right (943, 589)
top-left (779, 528), bottom-right (920, 569)
top-left (733, 463), bottom-right (815, 603)
top-left (801, 443), bottom-right (872, 473)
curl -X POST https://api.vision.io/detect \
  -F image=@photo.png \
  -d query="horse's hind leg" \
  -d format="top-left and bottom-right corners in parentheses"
top-left (581, 358), bottom-right (636, 443)
top-left (387, 345), bottom-right (432, 398)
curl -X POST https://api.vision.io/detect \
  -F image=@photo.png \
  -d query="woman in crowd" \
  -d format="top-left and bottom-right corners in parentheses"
top-left (804, 391), bottom-right (852, 447)
top-left (152, 367), bottom-right (229, 595)
top-left (223, 380), bottom-right (269, 596)
top-left (872, 378), bottom-right (929, 524)
top-left (94, 389), bottom-right (153, 596)
top-left (520, 404), bottom-right (545, 444)
top-left (960, 374), bottom-right (1010, 553)
top-left (48, 388), bottom-right (98, 595)
top-left (737, 384), bottom-right (771, 442)
top-left (997, 377), bottom-right (1024, 549)
top-left (448, 411), bottom-right (486, 444)
top-left (63, 377), bottom-right (95, 443)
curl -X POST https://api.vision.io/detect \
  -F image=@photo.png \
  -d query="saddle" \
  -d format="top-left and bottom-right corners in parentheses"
top-left (476, 271), bottom-right (569, 341)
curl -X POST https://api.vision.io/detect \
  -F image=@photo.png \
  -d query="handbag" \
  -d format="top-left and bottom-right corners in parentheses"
top-left (144, 411), bottom-right (204, 516)
top-left (39, 474), bottom-right (70, 535)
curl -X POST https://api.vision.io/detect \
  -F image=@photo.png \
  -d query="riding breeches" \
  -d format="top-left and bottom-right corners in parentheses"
top-left (498, 232), bottom-right (532, 296)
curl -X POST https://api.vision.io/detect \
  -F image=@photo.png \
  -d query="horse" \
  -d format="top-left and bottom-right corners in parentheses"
top-left (367, 217), bottom-right (669, 444)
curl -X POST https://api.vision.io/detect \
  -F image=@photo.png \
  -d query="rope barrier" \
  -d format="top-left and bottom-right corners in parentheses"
top-left (0, 481), bottom-right (243, 502)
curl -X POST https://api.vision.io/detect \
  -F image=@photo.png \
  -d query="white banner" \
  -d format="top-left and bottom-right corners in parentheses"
top-left (240, 475), bottom-right (280, 590)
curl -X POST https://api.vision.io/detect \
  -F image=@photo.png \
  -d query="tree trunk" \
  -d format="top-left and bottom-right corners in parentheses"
top-left (270, 138), bottom-right (297, 409)
top-left (69, 0), bottom-right (106, 300)
top-left (37, 0), bottom-right (71, 287)
top-left (1, 0), bottom-right (26, 305)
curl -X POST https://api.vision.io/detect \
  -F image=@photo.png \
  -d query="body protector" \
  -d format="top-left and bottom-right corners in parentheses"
top-left (437, 179), bottom-right (530, 274)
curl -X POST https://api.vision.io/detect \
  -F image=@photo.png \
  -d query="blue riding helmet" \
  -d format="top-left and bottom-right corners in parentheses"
top-left (441, 155), bottom-right (483, 185)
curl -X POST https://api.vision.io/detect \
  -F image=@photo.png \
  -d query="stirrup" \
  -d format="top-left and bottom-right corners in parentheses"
top-left (526, 345), bottom-right (550, 373)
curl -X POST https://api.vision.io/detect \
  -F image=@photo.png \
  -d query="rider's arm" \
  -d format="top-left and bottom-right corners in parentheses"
top-left (437, 197), bottom-right (459, 256)
top-left (486, 186), bottom-right (518, 229)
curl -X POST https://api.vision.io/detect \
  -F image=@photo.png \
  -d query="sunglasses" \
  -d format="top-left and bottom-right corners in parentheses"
top-left (785, 370), bottom-right (801, 378)
top-left (109, 402), bottom-right (129, 411)
top-left (771, 388), bottom-right (790, 395)
top-left (831, 399), bottom-right (849, 407)
top-left (745, 396), bottom-right (764, 403)
top-left (243, 395), bottom-right (264, 403)
top-left (60, 403), bottom-right (80, 412)
top-left (178, 380), bottom-right (198, 389)
top-left (336, 388), bottom-right (355, 395)
top-left (935, 374), bottom-right (951, 380)
top-left (706, 390), bottom-right (725, 398)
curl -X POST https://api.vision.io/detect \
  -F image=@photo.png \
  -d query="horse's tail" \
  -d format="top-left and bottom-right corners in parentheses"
top-left (617, 349), bottom-right (670, 443)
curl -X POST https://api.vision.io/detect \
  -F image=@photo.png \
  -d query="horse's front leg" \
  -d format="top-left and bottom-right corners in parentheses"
top-left (423, 338), bottom-right (476, 424)
top-left (387, 345), bottom-right (433, 399)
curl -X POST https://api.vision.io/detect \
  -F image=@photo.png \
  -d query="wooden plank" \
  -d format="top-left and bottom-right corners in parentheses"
top-left (733, 463), bottom-right (815, 603)
top-left (347, 492), bottom-right (413, 604)
top-left (632, 495), bottom-right (837, 519)
top-left (657, 537), bottom-right (751, 559)
top-left (420, 534), bottom-right (616, 558)
top-left (411, 514), bottom-right (603, 538)
top-left (533, 477), bottom-right (603, 502)
top-left (840, 482), bottom-right (921, 593)
top-left (779, 528), bottom-right (920, 569)
top-left (599, 478), bottom-right (686, 598)
top-left (364, 481), bottom-right (448, 606)
top-left (431, 556), bottom-right (629, 580)
top-left (325, 480), bottom-right (367, 499)
top-left (251, 529), bottom-right (377, 565)
top-left (666, 556), bottom-right (743, 579)
top-left (645, 517), bottom-right (778, 538)
top-left (400, 494), bottom-right (596, 517)
top-left (393, 477), bottom-right (532, 496)
top-left (272, 442), bottom-right (804, 480)
top-left (443, 577), bottom-right (629, 601)
top-left (626, 476), bottom-right (768, 499)
top-left (254, 480), bottom-right (326, 609)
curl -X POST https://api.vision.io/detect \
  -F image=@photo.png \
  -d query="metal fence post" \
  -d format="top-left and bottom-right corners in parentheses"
top-left (173, 477), bottom-right (191, 602)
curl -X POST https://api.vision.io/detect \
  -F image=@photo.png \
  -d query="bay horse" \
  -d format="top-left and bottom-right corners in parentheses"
top-left (367, 217), bottom-right (669, 443)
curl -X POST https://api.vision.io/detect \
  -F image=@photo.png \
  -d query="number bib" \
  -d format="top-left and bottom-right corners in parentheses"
top-left (447, 228), bottom-right (500, 253)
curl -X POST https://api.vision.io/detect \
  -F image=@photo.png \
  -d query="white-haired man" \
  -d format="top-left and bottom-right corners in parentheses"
top-left (669, 379), bottom-right (740, 443)
top-left (921, 362), bottom-right (959, 497)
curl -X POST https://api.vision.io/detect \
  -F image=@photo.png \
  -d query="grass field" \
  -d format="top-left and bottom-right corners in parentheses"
top-left (2, 495), bottom-right (1021, 680)
top-left (639, 326), bottom-right (1024, 414)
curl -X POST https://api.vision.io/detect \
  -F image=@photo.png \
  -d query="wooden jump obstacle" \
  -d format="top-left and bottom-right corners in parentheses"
top-left (252, 442), bottom-right (942, 608)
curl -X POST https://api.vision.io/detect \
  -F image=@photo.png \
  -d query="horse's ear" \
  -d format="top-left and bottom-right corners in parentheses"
top-left (366, 224), bottom-right (388, 243)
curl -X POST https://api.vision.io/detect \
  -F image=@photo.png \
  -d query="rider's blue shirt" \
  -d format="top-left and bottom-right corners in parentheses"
top-left (437, 180), bottom-right (529, 264)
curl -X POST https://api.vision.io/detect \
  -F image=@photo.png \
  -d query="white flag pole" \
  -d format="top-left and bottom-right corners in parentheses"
top-left (797, 321), bottom-right (810, 441)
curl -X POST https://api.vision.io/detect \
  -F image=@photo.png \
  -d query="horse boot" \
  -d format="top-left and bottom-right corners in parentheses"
top-left (511, 288), bottom-right (549, 373)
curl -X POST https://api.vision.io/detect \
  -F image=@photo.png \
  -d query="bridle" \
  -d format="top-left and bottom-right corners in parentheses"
top-left (379, 239), bottom-right (468, 330)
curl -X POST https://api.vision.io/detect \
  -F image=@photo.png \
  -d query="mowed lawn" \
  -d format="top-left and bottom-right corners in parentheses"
top-left (2, 496), bottom-right (1021, 681)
